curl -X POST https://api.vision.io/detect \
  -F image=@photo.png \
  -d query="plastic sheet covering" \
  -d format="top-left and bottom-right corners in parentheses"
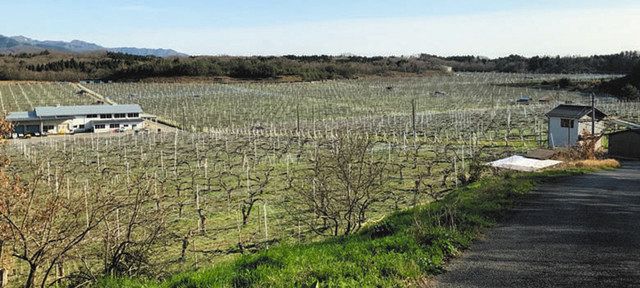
top-left (487, 155), bottom-right (562, 172)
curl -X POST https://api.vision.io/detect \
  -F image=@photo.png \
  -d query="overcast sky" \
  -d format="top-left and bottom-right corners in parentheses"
top-left (4, 0), bottom-right (640, 57)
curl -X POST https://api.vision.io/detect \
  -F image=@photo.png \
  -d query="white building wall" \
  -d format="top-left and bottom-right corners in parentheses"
top-left (578, 116), bottom-right (605, 136)
top-left (88, 119), bottom-right (144, 133)
top-left (9, 106), bottom-right (145, 135)
top-left (68, 116), bottom-right (89, 132)
top-left (549, 116), bottom-right (605, 148)
top-left (548, 117), bottom-right (579, 148)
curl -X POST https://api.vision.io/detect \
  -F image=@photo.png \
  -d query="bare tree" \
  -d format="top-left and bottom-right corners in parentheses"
top-left (292, 134), bottom-right (388, 236)
top-left (0, 155), bottom-right (118, 287)
top-left (102, 171), bottom-right (169, 279)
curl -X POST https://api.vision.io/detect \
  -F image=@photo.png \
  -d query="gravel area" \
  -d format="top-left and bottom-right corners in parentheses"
top-left (436, 162), bottom-right (640, 288)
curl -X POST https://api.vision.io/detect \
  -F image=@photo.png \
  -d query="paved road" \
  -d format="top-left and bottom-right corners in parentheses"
top-left (436, 162), bottom-right (640, 288)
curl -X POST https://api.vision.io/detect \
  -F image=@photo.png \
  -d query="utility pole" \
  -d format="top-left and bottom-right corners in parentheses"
top-left (591, 93), bottom-right (596, 136)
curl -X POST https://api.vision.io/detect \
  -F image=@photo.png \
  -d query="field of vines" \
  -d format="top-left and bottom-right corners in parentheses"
top-left (2, 73), bottom-right (640, 287)
top-left (84, 73), bottom-right (618, 132)
top-left (0, 82), bottom-right (93, 114)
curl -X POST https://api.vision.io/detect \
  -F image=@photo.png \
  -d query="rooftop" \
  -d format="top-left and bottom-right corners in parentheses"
top-left (6, 104), bottom-right (142, 121)
top-left (608, 129), bottom-right (640, 136)
top-left (545, 104), bottom-right (606, 120)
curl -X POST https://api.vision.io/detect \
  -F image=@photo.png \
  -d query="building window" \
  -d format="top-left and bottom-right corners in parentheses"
top-left (109, 123), bottom-right (120, 128)
top-left (79, 125), bottom-right (85, 129)
top-left (114, 113), bottom-right (126, 118)
top-left (127, 113), bottom-right (139, 118)
top-left (43, 125), bottom-right (55, 131)
top-left (100, 114), bottom-right (112, 119)
top-left (87, 114), bottom-right (98, 118)
top-left (560, 119), bottom-right (574, 128)
top-left (94, 124), bottom-right (106, 129)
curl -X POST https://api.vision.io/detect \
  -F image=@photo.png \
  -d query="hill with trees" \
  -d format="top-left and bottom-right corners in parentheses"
top-left (599, 62), bottom-right (640, 101)
top-left (438, 51), bottom-right (640, 74)
top-left (0, 50), bottom-right (639, 82)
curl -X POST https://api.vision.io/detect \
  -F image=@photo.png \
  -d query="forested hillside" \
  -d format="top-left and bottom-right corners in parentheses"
top-left (440, 51), bottom-right (640, 74)
top-left (599, 62), bottom-right (640, 100)
top-left (0, 51), bottom-right (639, 82)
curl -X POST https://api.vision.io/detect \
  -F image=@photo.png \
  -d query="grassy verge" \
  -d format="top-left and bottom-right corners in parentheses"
top-left (97, 166), bottom-right (610, 288)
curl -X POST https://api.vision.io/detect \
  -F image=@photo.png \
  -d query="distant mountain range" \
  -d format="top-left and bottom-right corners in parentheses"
top-left (0, 35), bottom-right (187, 57)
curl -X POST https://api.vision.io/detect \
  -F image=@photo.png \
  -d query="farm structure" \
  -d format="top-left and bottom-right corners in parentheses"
top-left (545, 104), bottom-right (606, 148)
top-left (607, 129), bottom-right (640, 159)
top-left (6, 104), bottom-right (144, 135)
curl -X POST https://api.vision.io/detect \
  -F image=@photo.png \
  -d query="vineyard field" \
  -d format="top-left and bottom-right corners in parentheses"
top-left (2, 73), bottom-right (640, 286)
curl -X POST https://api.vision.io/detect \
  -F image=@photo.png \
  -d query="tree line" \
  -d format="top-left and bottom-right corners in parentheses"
top-left (1, 51), bottom-right (640, 82)
top-left (437, 51), bottom-right (640, 74)
top-left (598, 62), bottom-right (640, 100)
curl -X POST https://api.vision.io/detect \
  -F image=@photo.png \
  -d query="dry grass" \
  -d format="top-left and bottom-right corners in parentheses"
top-left (565, 159), bottom-right (621, 169)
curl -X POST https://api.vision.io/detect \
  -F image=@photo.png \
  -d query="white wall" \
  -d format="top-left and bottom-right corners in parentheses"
top-left (69, 116), bottom-right (89, 132)
top-left (89, 120), bottom-right (144, 133)
top-left (578, 116), bottom-right (605, 136)
top-left (548, 117), bottom-right (579, 148)
top-left (549, 116), bottom-right (605, 148)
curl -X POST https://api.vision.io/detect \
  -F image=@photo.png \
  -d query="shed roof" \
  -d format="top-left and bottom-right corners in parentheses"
top-left (607, 129), bottom-right (640, 137)
top-left (545, 104), bottom-right (606, 120)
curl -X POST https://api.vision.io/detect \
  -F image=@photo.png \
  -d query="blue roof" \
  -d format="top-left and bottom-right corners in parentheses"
top-left (6, 111), bottom-right (38, 121)
top-left (35, 104), bottom-right (142, 117)
top-left (6, 104), bottom-right (142, 121)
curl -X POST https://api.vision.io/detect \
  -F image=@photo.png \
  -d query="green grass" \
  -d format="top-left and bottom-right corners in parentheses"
top-left (96, 167), bottom-right (598, 288)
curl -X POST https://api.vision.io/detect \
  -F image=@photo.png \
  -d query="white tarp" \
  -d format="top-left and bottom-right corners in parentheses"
top-left (487, 155), bottom-right (562, 172)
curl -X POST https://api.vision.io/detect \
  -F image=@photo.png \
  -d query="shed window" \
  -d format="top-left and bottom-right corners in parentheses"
top-left (43, 125), bottom-right (55, 131)
top-left (560, 119), bottom-right (574, 128)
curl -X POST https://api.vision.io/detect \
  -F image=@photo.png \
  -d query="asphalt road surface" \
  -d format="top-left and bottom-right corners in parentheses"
top-left (436, 162), bottom-right (640, 288)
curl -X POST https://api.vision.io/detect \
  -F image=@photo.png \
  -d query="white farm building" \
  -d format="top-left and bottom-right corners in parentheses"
top-left (545, 104), bottom-right (606, 148)
top-left (6, 104), bottom-right (144, 135)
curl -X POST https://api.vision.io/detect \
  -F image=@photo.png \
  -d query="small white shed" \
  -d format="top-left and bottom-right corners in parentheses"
top-left (545, 104), bottom-right (606, 148)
